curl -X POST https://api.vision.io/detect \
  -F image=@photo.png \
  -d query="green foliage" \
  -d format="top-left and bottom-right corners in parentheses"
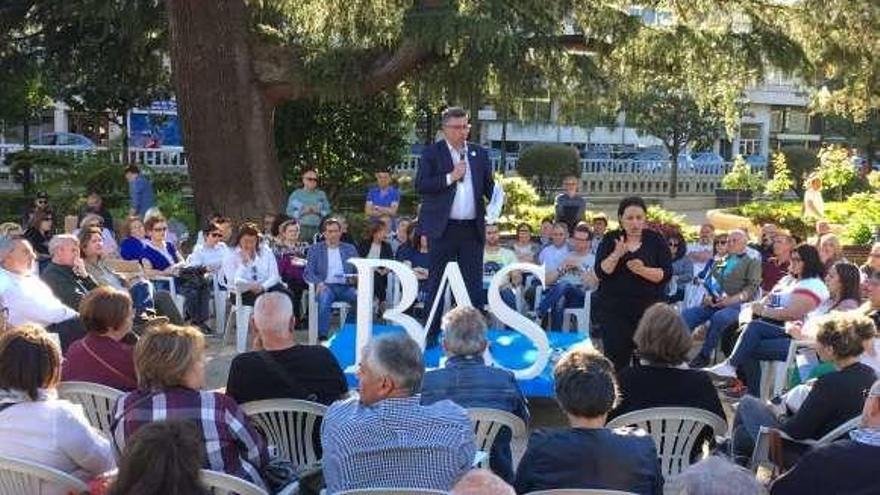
top-left (765, 152), bottom-right (795, 199)
top-left (274, 91), bottom-right (408, 203)
top-left (494, 175), bottom-right (554, 231)
top-left (515, 145), bottom-right (580, 197)
top-left (867, 170), bottom-right (880, 191)
top-left (645, 205), bottom-right (689, 239)
top-left (722, 156), bottom-right (764, 192)
top-left (816, 145), bottom-right (858, 200)
top-left (732, 201), bottom-right (811, 241)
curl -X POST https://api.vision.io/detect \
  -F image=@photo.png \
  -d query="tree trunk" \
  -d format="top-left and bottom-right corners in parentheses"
top-left (165, 0), bottom-right (284, 221)
top-left (668, 141), bottom-right (680, 198)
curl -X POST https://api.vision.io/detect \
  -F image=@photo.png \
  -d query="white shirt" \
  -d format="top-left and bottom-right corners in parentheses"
top-left (538, 243), bottom-right (571, 273)
top-left (187, 242), bottom-right (229, 271)
top-left (325, 247), bottom-right (346, 284)
top-left (0, 268), bottom-right (78, 326)
top-left (445, 141), bottom-right (476, 220)
top-left (0, 398), bottom-right (115, 492)
top-left (225, 244), bottom-right (281, 291)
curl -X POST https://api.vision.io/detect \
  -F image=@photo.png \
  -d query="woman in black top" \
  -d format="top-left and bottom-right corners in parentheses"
top-left (595, 196), bottom-right (672, 370)
top-left (22, 208), bottom-right (54, 272)
top-left (356, 221), bottom-right (394, 308)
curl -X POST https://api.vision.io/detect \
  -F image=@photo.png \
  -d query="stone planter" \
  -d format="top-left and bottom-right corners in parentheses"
top-left (715, 189), bottom-right (753, 208)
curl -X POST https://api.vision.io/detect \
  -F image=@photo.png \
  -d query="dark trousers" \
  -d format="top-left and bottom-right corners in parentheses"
top-left (240, 283), bottom-right (296, 307)
top-left (597, 299), bottom-right (650, 371)
top-left (426, 220), bottom-right (484, 338)
top-left (47, 317), bottom-right (86, 354)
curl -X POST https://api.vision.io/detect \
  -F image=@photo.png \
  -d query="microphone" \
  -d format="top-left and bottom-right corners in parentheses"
top-left (456, 150), bottom-right (466, 183)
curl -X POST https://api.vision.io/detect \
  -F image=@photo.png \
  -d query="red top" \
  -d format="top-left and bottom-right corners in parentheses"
top-left (61, 333), bottom-right (138, 391)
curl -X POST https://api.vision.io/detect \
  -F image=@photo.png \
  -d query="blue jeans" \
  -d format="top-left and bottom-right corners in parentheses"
top-left (732, 395), bottom-right (780, 459)
top-left (536, 282), bottom-right (586, 330)
top-left (129, 281), bottom-right (155, 315)
top-left (729, 320), bottom-right (792, 394)
top-left (682, 303), bottom-right (742, 358)
top-left (318, 283), bottom-right (358, 338)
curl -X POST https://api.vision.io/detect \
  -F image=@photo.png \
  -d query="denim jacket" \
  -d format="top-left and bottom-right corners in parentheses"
top-left (420, 354), bottom-right (530, 482)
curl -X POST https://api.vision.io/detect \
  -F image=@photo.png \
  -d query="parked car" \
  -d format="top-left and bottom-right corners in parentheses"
top-left (690, 151), bottom-right (725, 174)
top-left (30, 132), bottom-right (96, 148)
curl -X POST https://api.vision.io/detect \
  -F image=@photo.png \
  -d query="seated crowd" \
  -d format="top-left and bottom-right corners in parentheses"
top-left (1, 183), bottom-right (879, 494)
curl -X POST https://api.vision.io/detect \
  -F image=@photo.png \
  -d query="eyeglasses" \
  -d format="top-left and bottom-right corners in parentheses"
top-left (668, 241), bottom-right (679, 247)
top-left (444, 124), bottom-right (471, 130)
top-left (209, 232), bottom-right (223, 238)
top-left (715, 240), bottom-right (727, 245)
top-left (304, 176), bottom-right (318, 182)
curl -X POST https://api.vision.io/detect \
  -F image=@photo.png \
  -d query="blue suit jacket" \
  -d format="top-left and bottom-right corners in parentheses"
top-left (415, 140), bottom-right (494, 241)
top-left (303, 242), bottom-right (359, 284)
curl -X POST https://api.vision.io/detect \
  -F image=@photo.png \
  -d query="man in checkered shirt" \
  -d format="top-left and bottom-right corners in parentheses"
top-left (321, 332), bottom-right (476, 493)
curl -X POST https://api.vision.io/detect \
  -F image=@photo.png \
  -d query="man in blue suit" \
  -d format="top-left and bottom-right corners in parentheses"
top-left (415, 107), bottom-right (494, 344)
top-left (304, 218), bottom-right (359, 340)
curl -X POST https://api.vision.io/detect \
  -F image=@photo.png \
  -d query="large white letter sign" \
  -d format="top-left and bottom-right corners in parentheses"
top-left (423, 261), bottom-right (473, 337)
top-left (348, 258), bottom-right (423, 372)
top-left (488, 262), bottom-right (549, 380)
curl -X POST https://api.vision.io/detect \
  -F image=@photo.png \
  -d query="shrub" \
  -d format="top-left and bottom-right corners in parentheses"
top-left (732, 201), bottom-right (811, 241)
top-left (721, 155), bottom-right (764, 192)
top-left (780, 146), bottom-right (818, 194)
top-left (816, 145), bottom-right (858, 201)
top-left (765, 152), bottom-right (794, 199)
top-left (645, 205), bottom-right (688, 240)
top-left (515, 144), bottom-right (580, 197)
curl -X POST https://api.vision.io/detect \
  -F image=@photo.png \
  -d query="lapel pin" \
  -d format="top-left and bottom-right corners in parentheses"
top-left (470, 151), bottom-right (476, 157)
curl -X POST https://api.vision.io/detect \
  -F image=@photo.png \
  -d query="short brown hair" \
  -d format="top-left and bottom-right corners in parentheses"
top-left (233, 222), bottom-right (261, 247)
top-left (816, 314), bottom-right (877, 359)
top-left (633, 303), bottom-right (692, 365)
top-left (143, 215), bottom-right (167, 233)
top-left (80, 287), bottom-right (133, 335)
top-left (0, 324), bottom-right (62, 399)
top-left (134, 324), bottom-right (205, 389)
top-left (554, 346), bottom-right (617, 418)
top-left (78, 226), bottom-right (103, 254)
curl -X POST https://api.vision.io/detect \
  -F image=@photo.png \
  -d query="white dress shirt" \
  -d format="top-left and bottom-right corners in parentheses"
top-left (225, 244), bottom-right (281, 291)
top-left (325, 247), bottom-right (346, 284)
top-left (445, 141), bottom-right (476, 220)
top-left (0, 268), bottom-right (78, 326)
top-left (186, 242), bottom-right (229, 271)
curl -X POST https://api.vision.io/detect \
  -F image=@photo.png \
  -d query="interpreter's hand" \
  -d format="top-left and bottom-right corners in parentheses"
top-left (625, 258), bottom-right (646, 275)
top-left (450, 161), bottom-right (466, 182)
top-left (612, 237), bottom-right (627, 258)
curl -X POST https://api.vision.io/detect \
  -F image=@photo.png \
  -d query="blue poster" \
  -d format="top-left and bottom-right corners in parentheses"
top-left (128, 103), bottom-right (182, 147)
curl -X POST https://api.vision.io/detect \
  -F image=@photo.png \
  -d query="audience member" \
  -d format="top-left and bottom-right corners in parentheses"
top-left (514, 346), bottom-right (663, 494)
top-left (729, 314), bottom-right (878, 461)
top-left (107, 420), bottom-right (208, 495)
top-left (482, 223), bottom-right (519, 310)
top-left (125, 165), bottom-right (155, 218)
top-left (390, 216), bottom-right (412, 255)
top-left (667, 231), bottom-right (693, 303)
top-left (20, 190), bottom-right (51, 227)
top-left (0, 324), bottom-right (115, 488)
top-left (537, 223), bottom-right (597, 329)
top-left (186, 221), bottom-right (230, 275)
top-left (688, 223), bottom-right (716, 270)
top-left (683, 230), bottom-right (762, 369)
top-left (365, 169), bottom-right (400, 222)
top-left (286, 168), bottom-right (330, 242)
top-left (751, 223), bottom-right (779, 262)
top-left (79, 191), bottom-right (115, 233)
top-left (803, 175), bottom-right (824, 221)
top-left (770, 378), bottom-right (880, 494)
top-left (859, 242), bottom-right (880, 297)
top-left (41, 234), bottom-right (98, 311)
top-left (590, 214), bottom-right (608, 255)
top-left (22, 207), bottom-right (53, 270)
top-left (112, 324), bottom-right (269, 487)
top-left (272, 219), bottom-right (309, 323)
top-left (396, 223), bottom-right (431, 307)
top-left (119, 216), bottom-right (147, 261)
top-left (665, 456), bottom-right (768, 495)
top-left (0, 221), bottom-right (23, 238)
top-left (818, 233), bottom-right (846, 270)
top-left (538, 217), bottom-right (554, 247)
top-left (555, 176), bottom-right (586, 233)
top-left (512, 223), bottom-right (538, 263)
top-left (80, 227), bottom-right (183, 325)
top-left (304, 218), bottom-right (358, 340)
top-left (61, 287), bottom-right (139, 391)
top-left (0, 237), bottom-right (84, 351)
top-left (537, 222), bottom-right (570, 274)
top-left (357, 221), bottom-right (394, 309)
top-left (706, 244), bottom-right (830, 394)
top-left (223, 222), bottom-right (293, 308)
top-left (225, 292), bottom-right (347, 405)
top-left (421, 307), bottom-right (529, 483)
top-left (321, 332), bottom-right (475, 492)
top-left (595, 196), bottom-right (672, 371)
top-left (762, 233), bottom-right (794, 293)
top-left (78, 213), bottom-right (119, 258)
top-left (451, 469), bottom-right (515, 495)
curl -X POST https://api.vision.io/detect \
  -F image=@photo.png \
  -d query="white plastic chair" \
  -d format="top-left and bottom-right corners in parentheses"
top-left (525, 490), bottom-right (638, 495)
top-left (57, 381), bottom-right (124, 438)
top-left (221, 286), bottom-right (253, 353)
top-left (757, 339), bottom-right (809, 401)
top-left (0, 455), bottom-right (89, 495)
top-left (467, 408), bottom-right (527, 470)
top-left (211, 271), bottom-right (228, 336)
top-left (200, 469), bottom-right (269, 495)
top-left (562, 289), bottom-right (592, 334)
top-left (605, 407), bottom-right (728, 477)
top-left (307, 283), bottom-right (350, 344)
top-left (749, 414), bottom-right (861, 475)
top-left (241, 399), bottom-right (328, 466)
top-left (153, 275), bottom-right (185, 315)
top-left (336, 489), bottom-right (447, 495)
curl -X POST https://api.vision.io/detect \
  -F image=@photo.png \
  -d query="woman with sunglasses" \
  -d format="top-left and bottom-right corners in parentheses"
top-left (666, 231), bottom-right (693, 304)
top-left (23, 208), bottom-right (54, 271)
top-left (706, 244), bottom-right (831, 395)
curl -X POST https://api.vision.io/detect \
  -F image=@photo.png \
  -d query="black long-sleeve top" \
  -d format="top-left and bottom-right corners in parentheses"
top-left (595, 228), bottom-right (672, 307)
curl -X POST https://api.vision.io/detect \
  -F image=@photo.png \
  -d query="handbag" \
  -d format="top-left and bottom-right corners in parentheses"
top-left (261, 458), bottom-right (299, 494)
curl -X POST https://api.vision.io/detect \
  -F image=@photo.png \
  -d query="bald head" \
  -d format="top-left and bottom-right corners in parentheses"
top-left (863, 380), bottom-right (880, 429)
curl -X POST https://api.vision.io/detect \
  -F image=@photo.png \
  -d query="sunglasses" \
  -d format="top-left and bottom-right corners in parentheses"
top-left (668, 241), bottom-right (679, 247)
top-left (209, 232), bottom-right (223, 238)
top-left (715, 240), bottom-right (727, 245)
